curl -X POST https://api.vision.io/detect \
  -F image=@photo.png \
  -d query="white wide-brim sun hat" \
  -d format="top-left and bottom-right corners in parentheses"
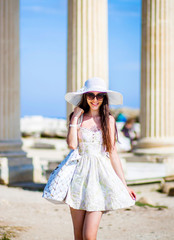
top-left (65, 77), bottom-right (123, 106)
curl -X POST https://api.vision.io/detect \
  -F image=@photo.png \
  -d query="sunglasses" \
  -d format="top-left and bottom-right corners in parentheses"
top-left (86, 92), bottom-right (106, 101)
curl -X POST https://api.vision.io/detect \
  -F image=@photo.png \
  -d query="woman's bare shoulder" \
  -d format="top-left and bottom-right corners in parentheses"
top-left (109, 115), bottom-right (115, 124)
top-left (109, 115), bottom-right (116, 133)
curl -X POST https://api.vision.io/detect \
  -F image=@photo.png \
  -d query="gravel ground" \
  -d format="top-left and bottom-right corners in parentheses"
top-left (0, 183), bottom-right (174, 240)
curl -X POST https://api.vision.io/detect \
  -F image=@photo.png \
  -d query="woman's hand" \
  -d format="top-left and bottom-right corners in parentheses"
top-left (67, 107), bottom-right (84, 149)
top-left (126, 186), bottom-right (136, 200)
top-left (72, 107), bottom-right (84, 119)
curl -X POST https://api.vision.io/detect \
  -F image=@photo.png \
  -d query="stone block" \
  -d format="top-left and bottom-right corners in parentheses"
top-left (161, 182), bottom-right (174, 194)
top-left (0, 156), bottom-right (34, 185)
top-left (168, 188), bottom-right (174, 196)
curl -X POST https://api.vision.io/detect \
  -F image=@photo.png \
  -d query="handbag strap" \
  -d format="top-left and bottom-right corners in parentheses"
top-left (78, 113), bottom-right (84, 126)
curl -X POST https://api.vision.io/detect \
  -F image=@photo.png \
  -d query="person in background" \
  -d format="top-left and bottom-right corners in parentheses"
top-left (121, 118), bottom-right (138, 149)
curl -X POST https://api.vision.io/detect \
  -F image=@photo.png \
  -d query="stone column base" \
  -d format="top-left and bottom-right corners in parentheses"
top-left (134, 137), bottom-right (174, 157)
top-left (133, 147), bottom-right (174, 155)
top-left (133, 139), bottom-right (174, 177)
top-left (121, 152), bottom-right (174, 182)
top-left (134, 137), bottom-right (174, 149)
top-left (0, 152), bottom-right (33, 185)
top-left (133, 151), bottom-right (174, 179)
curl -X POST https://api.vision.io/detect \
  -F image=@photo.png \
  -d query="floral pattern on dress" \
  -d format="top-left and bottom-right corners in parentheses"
top-left (64, 126), bottom-right (135, 212)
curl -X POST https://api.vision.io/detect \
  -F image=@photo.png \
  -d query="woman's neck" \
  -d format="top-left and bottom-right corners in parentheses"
top-left (87, 109), bottom-right (100, 117)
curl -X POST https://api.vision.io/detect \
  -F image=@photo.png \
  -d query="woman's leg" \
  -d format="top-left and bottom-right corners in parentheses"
top-left (70, 206), bottom-right (86, 240)
top-left (83, 211), bottom-right (103, 240)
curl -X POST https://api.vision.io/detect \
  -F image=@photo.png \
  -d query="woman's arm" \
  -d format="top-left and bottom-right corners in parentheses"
top-left (66, 107), bottom-right (84, 149)
top-left (109, 116), bottom-right (136, 200)
top-left (109, 116), bottom-right (127, 186)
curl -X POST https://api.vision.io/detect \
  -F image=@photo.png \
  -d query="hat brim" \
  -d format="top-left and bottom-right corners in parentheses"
top-left (65, 90), bottom-right (123, 106)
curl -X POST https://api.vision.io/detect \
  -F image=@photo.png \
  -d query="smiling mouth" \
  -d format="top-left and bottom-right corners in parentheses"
top-left (91, 103), bottom-right (99, 106)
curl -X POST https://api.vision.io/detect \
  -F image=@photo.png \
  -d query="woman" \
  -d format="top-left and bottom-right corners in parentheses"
top-left (64, 77), bottom-right (136, 239)
top-left (43, 77), bottom-right (136, 240)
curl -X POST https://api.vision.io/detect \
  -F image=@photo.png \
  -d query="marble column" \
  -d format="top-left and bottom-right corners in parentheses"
top-left (66, 0), bottom-right (108, 116)
top-left (0, 0), bottom-right (33, 184)
top-left (135, 0), bottom-right (174, 153)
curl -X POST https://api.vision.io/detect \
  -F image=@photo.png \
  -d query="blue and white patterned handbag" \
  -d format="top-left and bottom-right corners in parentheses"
top-left (42, 148), bottom-right (81, 204)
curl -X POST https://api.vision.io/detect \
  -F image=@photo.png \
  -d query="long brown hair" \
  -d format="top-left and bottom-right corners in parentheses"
top-left (69, 93), bottom-right (118, 153)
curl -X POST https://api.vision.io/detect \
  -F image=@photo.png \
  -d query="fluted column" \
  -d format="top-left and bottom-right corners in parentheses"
top-left (0, 0), bottom-right (21, 148)
top-left (67, 0), bottom-right (108, 116)
top-left (136, 0), bottom-right (174, 151)
top-left (0, 0), bottom-right (33, 184)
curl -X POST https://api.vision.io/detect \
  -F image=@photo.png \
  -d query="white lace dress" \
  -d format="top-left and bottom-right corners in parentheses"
top-left (64, 123), bottom-right (135, 212)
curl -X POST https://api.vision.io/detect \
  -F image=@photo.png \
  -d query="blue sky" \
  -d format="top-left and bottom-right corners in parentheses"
top-left (20, 0), bottom-right (141, 119)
